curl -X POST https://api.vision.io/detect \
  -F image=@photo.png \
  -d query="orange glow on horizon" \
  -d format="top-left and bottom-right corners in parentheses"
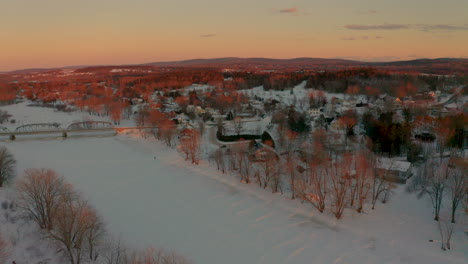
top-left (1, 0), bottom-right (467, 71)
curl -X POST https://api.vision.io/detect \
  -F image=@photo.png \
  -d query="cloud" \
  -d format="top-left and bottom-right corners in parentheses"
top-left (271, 7), bottom-right (310, 16)
top-left (278, 7), bottom-right (298, 14)
top-left (296, 37), bottom-right (315, 41)
top-left (340, 36), bottom-right (369, 41)
top-left (345, 23), bottom-right (468, 32)
top-left (345, 24), bottom-right (409, 30)
top-left (336, 56), bottom-right (401, 62)
top-left (407, 54), bottom-right (425, 59)
top-left (415, 24), bottom-right (468, 31)
top-left (200, 34), bottom-right (217, 38)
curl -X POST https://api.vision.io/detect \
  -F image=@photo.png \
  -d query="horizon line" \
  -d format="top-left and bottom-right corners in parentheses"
top-left (2, 56), bottom-right (466, 73)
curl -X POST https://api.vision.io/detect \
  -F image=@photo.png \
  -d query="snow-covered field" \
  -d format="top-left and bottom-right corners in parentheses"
top-left (1, 102), bottom-right (467, 264)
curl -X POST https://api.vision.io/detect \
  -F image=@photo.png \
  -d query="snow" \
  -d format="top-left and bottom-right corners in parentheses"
top-left (0, 101), bottom-right (111, 131)
top-left (237, 81), bottom-right (367, 113)
top-left (0, 102), bottom-right (467, 264)
top-left (0, 189), bottom-right (60, 263)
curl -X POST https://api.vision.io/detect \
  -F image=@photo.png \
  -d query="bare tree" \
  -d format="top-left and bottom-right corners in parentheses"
top-left (299, 140), bottom-right (330, 212)
top-left (228, 142), bottom-right (253, 184)
top-left (214, 149), bottom-right (226, 174)
top-left (283, 130), bottom-right (300, 198)
top-left (180, 129), bottom-right (200, 165)
top-left (437, 214), bottom-right (455, 251)
top-left (434, 123), bottom-right (454, 161)
top-left (270, 159), bottom-right (282, 194)
top-left (354, 151), bottom-right (372, 213)
top-left (17, 168), bottom-right (72, 230)
top-left (240, 152), bottom-right (252, 184)
top-left (158, 120), bottom-right (176, 147)
top-left (85, 212), bottom-right (106, 261)
top-left (216, 118), bottom-right (225, 135)
top-left (447, 157), bottom-right (467, 223)
top-left (233, 117), bottom-right (243, 136)
top-left (419, 160), bottom-right (448, 221)
top-left (0, 146), bottom-right (16, 187)
top-left (330, 155), bottom-right (352, 219)
top-left (371, 158), bottom-right (393, 210)
top-left (258, 152), bottom-right (280, 192)
top-left (210, 149), bottom-right (225, 173)
top-left (197, 119), bottom-right (205, 136)
top-left (463, 189), bottom-right (468, 216)
top-left (104, 238), bottom-right (129, 264)
top-left (127, 247), bottom-right (191, 264)
top-left (295, 163), bottom-right (328, 213)
top-left (286, 154), bottom-right (298, 199)
top-left (47, 195), bottom-right (105, 264)
top-left (0, 232), bottom-right (11, 264)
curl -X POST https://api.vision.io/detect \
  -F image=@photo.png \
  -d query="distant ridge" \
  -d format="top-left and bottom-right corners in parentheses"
top-left (144, 57), bottom-right (467, 67)
top-left (144, 57), bottom-right (362, 67)
top-left (5, 57), bottom-right (467, 74)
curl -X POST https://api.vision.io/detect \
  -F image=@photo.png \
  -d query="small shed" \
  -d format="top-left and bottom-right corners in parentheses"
top-left (376, 158), bottom-right (412, 183)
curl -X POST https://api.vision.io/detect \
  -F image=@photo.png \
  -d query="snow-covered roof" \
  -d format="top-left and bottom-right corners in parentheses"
top-left (377, 157), bottom-right (411, 172)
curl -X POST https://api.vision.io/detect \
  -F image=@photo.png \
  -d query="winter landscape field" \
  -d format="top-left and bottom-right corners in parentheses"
top-left (1, 1), bottom-right (468, 263)
top-left (0, 101), bottom-right (467, 264)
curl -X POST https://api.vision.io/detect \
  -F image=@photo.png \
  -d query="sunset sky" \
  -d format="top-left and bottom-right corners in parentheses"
top-left (1, 0), bottom-right (467, 71)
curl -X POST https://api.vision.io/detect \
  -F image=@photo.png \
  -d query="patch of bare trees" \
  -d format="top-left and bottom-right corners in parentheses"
top-left (0, 146), bottom-right (16, 187)
top-left (17, 168), bottom-right (72, 230)
top-left (257, 152), bottom-right (281, 193)
top-left (210, 149), bottom-right (225, 174)
top-left (15, 168), bottom-right (191, 264)
top-left (104, 242), bottom-right (190, 264)
top-left (16, 168), bottom-right (105, 264)
top-left (180, 129), bottom-right (200, 165)
top-left (447, 157), bottom-right (467, 223)
top-left (408, 151), bottom-right (467, 225)
top-left (233, 117), bottom-right (243, 136)
top-left (232, 145), bottom-right (251, 183)
top-left (47, 197), bottom-right (105, 264)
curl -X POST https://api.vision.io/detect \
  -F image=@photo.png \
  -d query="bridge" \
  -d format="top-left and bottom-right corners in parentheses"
top-left (0, 121), bottom-right (157, 140)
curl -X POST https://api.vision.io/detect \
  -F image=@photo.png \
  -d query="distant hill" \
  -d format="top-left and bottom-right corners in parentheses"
top-left (371, 58), bottom-right (467, 67)
top-left (5, 57), bottom-right (468, 75)
top-left (144, 57), bottom-right (362, 67)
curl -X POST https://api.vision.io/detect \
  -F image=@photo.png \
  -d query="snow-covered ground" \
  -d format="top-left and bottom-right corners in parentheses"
top-left (0, 101), bottom-right (137, 137)
top-left (237, 81), bottom-right (367, 112)
top-left (5, 135), bottom-right (467, 264)
top-left (0, 188), bottom-right (60, 263)
top-left (0, 102), bottom-right (467, 264)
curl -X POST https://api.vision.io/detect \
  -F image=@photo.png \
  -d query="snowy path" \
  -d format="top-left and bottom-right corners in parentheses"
top-left (7, 136), bottom-right (468, 264)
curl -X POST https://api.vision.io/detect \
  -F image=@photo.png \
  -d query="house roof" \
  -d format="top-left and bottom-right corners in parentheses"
top-left (377, 158), bottom-right (411, 172)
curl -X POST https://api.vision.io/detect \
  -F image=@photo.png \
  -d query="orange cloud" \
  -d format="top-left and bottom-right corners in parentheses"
top-left (345, 24), bottom-right (409, 30)
top-left (278, 8), bottom-right (298, 14)
top-left (200, 34), bottom-right (217, 38)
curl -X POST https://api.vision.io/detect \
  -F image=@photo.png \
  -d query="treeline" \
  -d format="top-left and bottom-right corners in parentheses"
top-left (305, 68), bottom-right (461, 96)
